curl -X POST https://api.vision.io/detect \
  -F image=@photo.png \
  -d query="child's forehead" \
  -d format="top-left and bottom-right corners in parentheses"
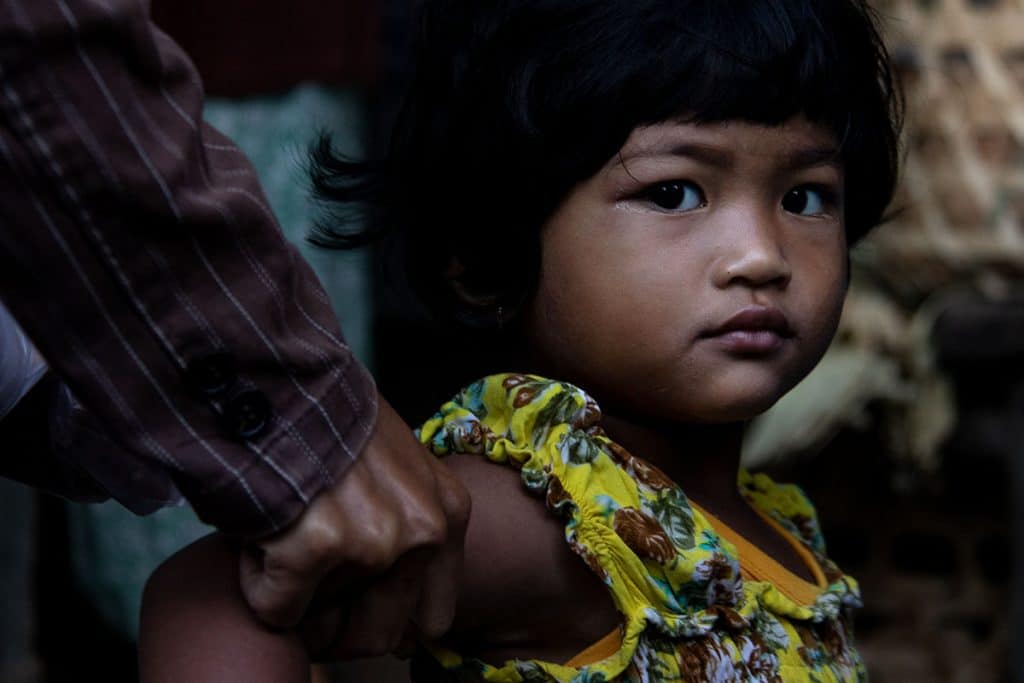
top-left (615, 116), bottom-right (841, 169)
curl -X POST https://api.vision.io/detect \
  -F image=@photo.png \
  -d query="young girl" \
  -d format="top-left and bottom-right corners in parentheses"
top-left (139, 0), bottom-right (901, 680)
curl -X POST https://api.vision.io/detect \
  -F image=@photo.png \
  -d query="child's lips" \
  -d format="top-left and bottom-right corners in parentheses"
top-left (709, 329), bottom-right (787, 354)
top-left (700, 306), bottom-right (794, 355)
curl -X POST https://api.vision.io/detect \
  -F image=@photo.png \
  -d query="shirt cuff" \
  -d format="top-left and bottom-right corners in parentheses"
top-left (182, 354), bottom-right (379, 539)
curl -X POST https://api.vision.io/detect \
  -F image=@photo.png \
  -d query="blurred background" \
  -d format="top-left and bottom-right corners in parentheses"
top-left (1, 0), bottom-right (1022, 681)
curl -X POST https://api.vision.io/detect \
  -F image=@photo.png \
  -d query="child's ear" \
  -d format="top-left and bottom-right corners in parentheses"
top-left (443, 256), bottom-right (501, 308)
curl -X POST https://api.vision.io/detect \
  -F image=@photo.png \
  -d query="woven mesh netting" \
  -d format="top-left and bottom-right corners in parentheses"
top-left (868, 0), bottom-right (1024, 297)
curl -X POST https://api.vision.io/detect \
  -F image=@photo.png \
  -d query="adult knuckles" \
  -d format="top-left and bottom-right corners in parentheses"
top-left (353, 515), bottom-right (403, 571)
top-left (401, 468), bottom-right (471, 548)
top-left (404, 505), bottom-right (448, 549)
top-left (304, 523), bottom-right (406, 576)
top-left (442, 476), bottom-right (472, 531)
top-left (243, 581), bottom-right (296, 626)
top-left (298, 513), bottom-right (348, 567)
top-left (430, 461), bottom-right (472, 534)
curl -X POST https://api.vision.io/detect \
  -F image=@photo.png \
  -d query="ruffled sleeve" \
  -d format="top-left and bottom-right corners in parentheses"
top-left (417, 374), bottom-right (754, 681)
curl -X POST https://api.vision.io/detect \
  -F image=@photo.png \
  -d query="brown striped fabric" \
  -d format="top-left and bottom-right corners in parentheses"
top-left (0, 0), bottom-right (378, 538)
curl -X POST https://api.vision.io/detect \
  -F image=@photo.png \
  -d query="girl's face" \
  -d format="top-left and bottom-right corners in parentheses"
top-left (523, 116), bottom-right (848, 423)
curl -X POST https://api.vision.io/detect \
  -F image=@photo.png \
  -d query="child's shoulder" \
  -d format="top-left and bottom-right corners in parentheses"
top-left (439, 451), bottom-right (620, 664)
top-left (414, 374), bottom-right (620, 661)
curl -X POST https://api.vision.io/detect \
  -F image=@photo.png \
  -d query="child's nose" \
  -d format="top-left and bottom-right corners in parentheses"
top-left (712, 214), bottom-right (792, 291)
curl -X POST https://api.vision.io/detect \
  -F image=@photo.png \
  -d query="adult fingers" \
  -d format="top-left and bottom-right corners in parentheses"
top-left (238, 471), bottom-right (378, 627)
top-left (299, 604), bottom-right (346, 658)
top-left (238, 396), bottom-right (463, 630)
top-left (414, 459), bottom-right (471, 638)
top-left (312, 551), bottom-right (429, 660)
top-left (239, 538), bottom-right (333, 628)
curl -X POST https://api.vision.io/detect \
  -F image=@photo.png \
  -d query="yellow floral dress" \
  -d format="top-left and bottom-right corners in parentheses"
top-left (417, 374), bottom-right (866, 683)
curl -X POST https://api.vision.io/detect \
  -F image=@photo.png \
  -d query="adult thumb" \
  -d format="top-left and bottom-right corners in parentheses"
top-left (238, 543), bottom-right (323, 628)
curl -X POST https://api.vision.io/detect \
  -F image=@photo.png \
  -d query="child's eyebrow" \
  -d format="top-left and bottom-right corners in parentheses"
top-left (617, 142), bottom-right (842, 172)
top-left (620, 143), bottom-right (733, 169)
top-left (778, 146), bottom-right (843, 171)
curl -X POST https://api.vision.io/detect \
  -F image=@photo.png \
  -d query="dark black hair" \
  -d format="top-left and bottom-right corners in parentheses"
top-left (310, 0), bottom-right (903, 329)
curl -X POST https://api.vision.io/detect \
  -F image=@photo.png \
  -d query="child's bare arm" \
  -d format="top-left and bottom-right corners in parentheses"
top-left (439, 454), bottom-right (620, 664)
top-left (138, 454), bottom-right (614, 680)
top-left (139, 533), bottom-right (309, 683)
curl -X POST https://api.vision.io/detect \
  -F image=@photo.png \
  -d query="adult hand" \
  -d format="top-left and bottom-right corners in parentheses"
top-left (238, 395), bottom-right (471, 656)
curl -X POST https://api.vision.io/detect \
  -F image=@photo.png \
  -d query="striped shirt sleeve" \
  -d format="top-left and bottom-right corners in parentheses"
top-left (0, 0), bottom-right (378, 538)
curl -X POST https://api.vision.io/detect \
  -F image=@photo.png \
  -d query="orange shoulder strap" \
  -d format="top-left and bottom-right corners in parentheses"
top-left (563, 502), bottom-right (829, 669)
top-left (564, 628), bottom-right (622, 668)
top-left (690, 501), bottom-right (826, 606)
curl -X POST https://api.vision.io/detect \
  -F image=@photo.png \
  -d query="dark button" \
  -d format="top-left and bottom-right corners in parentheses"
top-left (186, 352), bottom-right (237, 397)
top-left (224, 390), bottom-right (271, 440)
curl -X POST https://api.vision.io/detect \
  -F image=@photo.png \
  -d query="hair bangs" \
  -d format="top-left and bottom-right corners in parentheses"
top-left (621, 1), bottom-right (860, 139)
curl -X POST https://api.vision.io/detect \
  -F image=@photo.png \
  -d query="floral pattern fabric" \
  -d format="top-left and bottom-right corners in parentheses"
top-left (417, 374), bottom-right (866, 683)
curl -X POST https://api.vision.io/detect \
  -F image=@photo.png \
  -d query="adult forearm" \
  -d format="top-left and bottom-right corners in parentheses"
top-left (0, 0), bottom-right (377, 536)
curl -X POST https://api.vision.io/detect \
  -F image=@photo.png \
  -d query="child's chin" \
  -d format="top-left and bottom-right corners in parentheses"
top-left (690, 392), bottom-right (784, 424)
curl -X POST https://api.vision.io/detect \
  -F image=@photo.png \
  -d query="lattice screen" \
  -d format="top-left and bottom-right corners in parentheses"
top-left (865, 0), bottom-right (1024, 299)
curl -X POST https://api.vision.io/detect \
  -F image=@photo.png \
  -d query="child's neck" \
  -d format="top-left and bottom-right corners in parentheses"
top-left (599, 410), bottom-right (821, 584)
top-left (599, 412), bottom-right (748, 514)
top-left (510, 342), bottom-right (748, 514)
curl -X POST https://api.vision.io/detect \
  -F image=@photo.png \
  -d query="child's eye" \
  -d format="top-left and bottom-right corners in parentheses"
top-left (782, 186), bottom-right (834, 216)
top-left (643, 181), bottom-right (706, 212)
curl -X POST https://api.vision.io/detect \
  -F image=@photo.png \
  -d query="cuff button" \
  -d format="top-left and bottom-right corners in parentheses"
top-left (186, 352), bottom-right (237, 397)
top-left (225, 390), bottom-right (272, 440)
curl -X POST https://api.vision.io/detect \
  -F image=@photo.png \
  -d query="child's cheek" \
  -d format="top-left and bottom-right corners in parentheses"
top-left (788, 244), bottom-right (848, 380)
